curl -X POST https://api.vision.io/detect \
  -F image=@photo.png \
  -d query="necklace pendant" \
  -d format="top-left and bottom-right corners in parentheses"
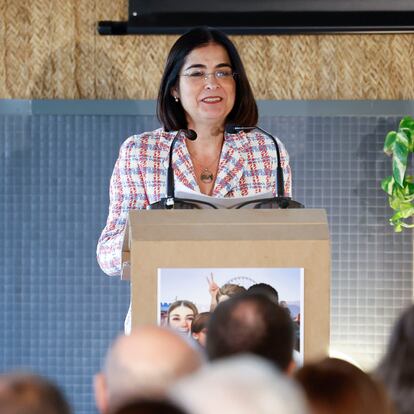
top-left (200, 168), bottom-right (214, 184)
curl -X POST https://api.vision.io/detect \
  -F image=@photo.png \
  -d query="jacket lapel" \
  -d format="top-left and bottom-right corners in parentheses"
top-left (173, 137), bottom-right (199, 191)
top-left (212, 133), bottom-right (246, 197)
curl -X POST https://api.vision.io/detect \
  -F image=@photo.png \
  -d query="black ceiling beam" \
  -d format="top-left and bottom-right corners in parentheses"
top-left (98, 11), bottom-right (414, 35)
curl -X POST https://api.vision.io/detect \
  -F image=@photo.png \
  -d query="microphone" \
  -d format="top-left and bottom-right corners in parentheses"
top-left (225, 124), bottom-right (304, 209)
top-left (164, 129), bottom-right (197, 209)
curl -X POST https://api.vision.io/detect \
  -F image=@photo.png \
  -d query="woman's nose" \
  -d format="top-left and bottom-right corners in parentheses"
top-left (204, 76), bottom-right (220, 89)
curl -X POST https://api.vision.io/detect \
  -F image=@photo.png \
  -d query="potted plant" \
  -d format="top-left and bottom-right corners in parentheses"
top-left (381, 116), bottom-right (414, 232)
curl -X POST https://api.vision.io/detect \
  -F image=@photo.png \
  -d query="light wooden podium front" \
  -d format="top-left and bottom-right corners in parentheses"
top-left (123, 209), bottom-right (330, 361)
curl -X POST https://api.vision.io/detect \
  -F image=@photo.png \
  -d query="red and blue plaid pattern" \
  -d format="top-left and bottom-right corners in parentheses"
top-left (97, 128), bottom-right (291, 276)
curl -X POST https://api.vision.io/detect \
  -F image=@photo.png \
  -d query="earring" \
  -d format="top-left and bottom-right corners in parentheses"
top-left (174, 96), bottom-right (179, 102)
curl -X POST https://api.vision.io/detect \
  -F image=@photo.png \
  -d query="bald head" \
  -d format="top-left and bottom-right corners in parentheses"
top-left (94, 326), bottom-right (202, 413)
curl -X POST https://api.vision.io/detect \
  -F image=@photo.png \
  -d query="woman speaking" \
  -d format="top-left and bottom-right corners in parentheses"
top-left (97, 26), bottom-right (292, 278)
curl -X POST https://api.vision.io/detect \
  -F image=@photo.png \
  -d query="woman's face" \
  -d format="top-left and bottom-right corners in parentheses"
top-left (172, 43), bottom-right (236, 130)
top-left (168, 305), bottom-right (195, 334)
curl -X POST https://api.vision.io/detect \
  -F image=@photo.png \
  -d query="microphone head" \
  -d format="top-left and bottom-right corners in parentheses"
top-left (225, 124), bottom-right (256, 134)
top-left (184, 129), bottom-right (197, 141)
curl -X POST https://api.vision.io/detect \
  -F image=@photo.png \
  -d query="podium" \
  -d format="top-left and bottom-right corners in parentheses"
top-left (122, 209), bottom-right (330, 361)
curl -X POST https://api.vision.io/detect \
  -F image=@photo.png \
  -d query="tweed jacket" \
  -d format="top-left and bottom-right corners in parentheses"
top-left (97, 128), bottom-right (292, 276)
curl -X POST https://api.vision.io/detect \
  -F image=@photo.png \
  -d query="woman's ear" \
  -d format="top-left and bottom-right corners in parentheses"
top-left (170, 86), bottom-right (179, 101)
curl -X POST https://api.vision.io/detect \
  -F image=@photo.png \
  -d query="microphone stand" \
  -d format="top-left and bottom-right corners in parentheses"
top-left (150, 129), bottom-right (197, 210)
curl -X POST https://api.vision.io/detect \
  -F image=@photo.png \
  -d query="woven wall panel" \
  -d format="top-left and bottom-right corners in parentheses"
top-left (0, 1), bottom-right (6, 90)
top-left (1, 0), bottom-right (414, 99)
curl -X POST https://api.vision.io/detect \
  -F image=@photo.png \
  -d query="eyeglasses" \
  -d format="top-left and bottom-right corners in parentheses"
top-left (180, 69), bottom-right (237, 82)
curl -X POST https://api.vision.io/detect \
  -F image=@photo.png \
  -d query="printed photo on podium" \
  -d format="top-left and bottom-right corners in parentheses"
top-left (158, 267), bottom-right (304, 359)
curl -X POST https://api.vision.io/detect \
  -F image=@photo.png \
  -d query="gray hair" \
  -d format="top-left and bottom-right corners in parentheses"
top-left (170, 355), bottom-right (308, 414)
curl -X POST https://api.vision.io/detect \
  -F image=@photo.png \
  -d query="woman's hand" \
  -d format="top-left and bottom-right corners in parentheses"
top-left (207, 273), bottom-right (219, 311)
top-left (207, 273), bottom-right (219, 297)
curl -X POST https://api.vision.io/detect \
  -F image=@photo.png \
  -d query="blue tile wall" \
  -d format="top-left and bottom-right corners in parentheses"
top-left (262, 115), bottom-right (412, 364)
top-left (1, 102), bottom-right (412, 414)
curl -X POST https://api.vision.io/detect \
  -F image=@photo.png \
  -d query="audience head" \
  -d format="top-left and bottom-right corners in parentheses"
top-left (216, 283), bottom-right (246, 303)
top-left (167, 300), bottom-right (199, 336)
top-left (247, 283), bottom-right (279, 303)
top-left (94, 326), bottom-right (202, 414)
top-left (109, 399), bottom-right (188, 414)
top-left (170, 355), bottom-right (307, 414)
top-left (191, 312), bottom-right (211, 347)
top-left (376, 304), bottom-right (414, 414)
top-left (206, 293), bottom-right (295, 373)
top-left (295, 357), bottom-right (394, 414)
top-left (0, 372), bottom-right (71, 414)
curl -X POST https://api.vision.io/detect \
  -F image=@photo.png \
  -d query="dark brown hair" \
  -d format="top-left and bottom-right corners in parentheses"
top-left (247, 283), bottom-right (279, 304)
top-left (0, 372), bottom-right (71, 414)
top-left (296, 358), bottom-right (395, 414)
top-left (157, 26), bottom-right (258, 131)
top-left (191, 312), bottom-right (211, 334)
top-left (206, 293), bottom-right (294, 371)
top-left (110, 399), bottom-right (188, 414)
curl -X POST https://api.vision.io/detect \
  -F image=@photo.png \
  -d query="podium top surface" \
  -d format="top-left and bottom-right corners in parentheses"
top-left (124, 209), bottom-right (329, 246)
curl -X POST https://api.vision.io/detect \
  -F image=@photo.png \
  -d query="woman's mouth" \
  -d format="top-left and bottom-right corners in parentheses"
top-left (178, 327), bottom-right (189, 332)
top-left (201, 97), bottom-right (223, 103)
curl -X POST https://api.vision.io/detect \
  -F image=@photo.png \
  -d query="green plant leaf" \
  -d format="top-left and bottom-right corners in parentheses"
top-left (381, 176), bottom-right (395, 195)
top-left (392, 141), bottom-right (408, 187)
top-left (389, 210), bottom-right (414, 232)
top-left (396, 130), bottom-right (410, 147)
top-left (388, 186), bottom-right (413, 209)
top-left (383, 131), bottom-right (397, 155)
top-left (403, 182), bottom-right (414, 197)
top-left (390, 210), bottom-right (405, 223)
top-left (382, 116), bottom-right (414, 232)
top-left (389, 196), bottom-right (405, 211)
top-left (393, 184), bottom-right (405, 198)
top-left (400, 117), bottom-right (414, 151)
top-left (390, 219), bottom-right (403, 232)
top-left (399, 116), bottom-right (414, 131)
top-left (400, 128), bottom-right (413, 150)
top-left (397, 204), bottom-right (414, 219)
